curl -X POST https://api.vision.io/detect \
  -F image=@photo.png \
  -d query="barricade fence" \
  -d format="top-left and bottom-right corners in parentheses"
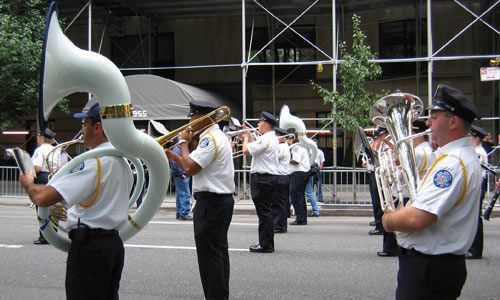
top-left (1, 166), bottom-right (497, 209)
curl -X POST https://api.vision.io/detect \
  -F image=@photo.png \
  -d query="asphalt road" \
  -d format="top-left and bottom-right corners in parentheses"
top-left (1, 204), bottom-right (499, 299)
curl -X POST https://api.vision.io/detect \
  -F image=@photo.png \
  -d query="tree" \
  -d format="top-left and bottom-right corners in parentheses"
top-left (0, 0), bottom-right (68, 130)
top-left (312, 14), bottom-right (386, 131)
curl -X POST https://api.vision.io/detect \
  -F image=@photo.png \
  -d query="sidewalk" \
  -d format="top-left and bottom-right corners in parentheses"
top-left (0, 195), bottom-right (374, 217)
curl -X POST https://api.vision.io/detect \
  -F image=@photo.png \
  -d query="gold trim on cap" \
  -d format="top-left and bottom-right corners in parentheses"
top-left (100, 103), bottom-right (133, 119)
top-left (297, 132), bottom-right (306, 136)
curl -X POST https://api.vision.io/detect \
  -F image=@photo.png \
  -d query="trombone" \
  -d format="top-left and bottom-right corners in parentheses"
top-left (156, 106), bottom-right (231, 148)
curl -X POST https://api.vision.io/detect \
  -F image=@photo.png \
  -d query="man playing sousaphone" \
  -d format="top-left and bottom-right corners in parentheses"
top-left (20, 102), bottom-right (134, 299)
top-left (382, 84), bottom-right (482, 299)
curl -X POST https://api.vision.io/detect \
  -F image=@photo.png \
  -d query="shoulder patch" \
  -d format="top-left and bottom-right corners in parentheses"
top-left (200, 137), bottom-right (210, 148)
top-left (71, 162), bottom-right (85, 173)
top-left (433, 169), bottom-right (453, 188)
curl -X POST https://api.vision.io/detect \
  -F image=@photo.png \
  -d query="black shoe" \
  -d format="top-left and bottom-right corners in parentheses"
top-left (308, 213), bottom-right (319, 217)
top-left (369, 221), bottom-right (376, 226)
top-left (274, 228), bottom-right (287, 233)
top-left (33, 238), bottom-right (49, 245)
top-left (179, 215), bottom-right (193, 221)
top-left (290, 220), bottom-right (307, 225)
top-left (377, 251), bottom-right (396, 257)
top-left (249, 244), bottom-right (274, 253)
top-left (465, 252), bottom-right (482, 260)
top-left (368, 228), bottom-right (383, 235)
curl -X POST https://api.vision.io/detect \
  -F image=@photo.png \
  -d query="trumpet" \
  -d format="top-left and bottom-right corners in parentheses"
top-left (223, 127), bottom-right (259, 138)
top-left (156, 106), bottom-right (231, 148)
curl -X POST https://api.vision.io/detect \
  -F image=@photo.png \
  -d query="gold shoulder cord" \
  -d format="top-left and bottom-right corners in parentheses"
top-left (419, 153), bottom-right (467, 207)
top-left (418, 148), bottom-right (427, 177)
top-left (205, 131), bottom-right (219, 162)
top-left (79, 157), bottom-right (102, 208)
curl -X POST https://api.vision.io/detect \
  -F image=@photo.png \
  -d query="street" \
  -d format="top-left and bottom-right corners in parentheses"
top-left (0, 204), bottom-right (499, 299)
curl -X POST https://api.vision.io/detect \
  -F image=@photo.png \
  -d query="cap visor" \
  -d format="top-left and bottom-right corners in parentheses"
top-left (73, 112), bottom-right (89, 119)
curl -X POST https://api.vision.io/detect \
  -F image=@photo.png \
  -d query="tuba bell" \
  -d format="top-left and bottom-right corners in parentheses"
top-left (369, 93), bottom-right (429, 211)
top-left (37, 2), bottom-right (170, 252)
top-left (278, 105), bottom-right (318, 164)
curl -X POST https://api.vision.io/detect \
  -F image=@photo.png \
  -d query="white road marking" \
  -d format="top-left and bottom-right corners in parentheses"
top-left (0, 244), bottom-right (23, 248)
top-left (125, 244), bottom-right (249, 252)
top-left (150, 221), bottom-right (257, 226)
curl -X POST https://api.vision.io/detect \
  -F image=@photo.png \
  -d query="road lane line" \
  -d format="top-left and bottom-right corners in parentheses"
top-left (0, 244), bottom-right (23, 248)
top-left (150, 221), bottom-right (257, 226)
top-left (125, 244), bottom-right (249, 252)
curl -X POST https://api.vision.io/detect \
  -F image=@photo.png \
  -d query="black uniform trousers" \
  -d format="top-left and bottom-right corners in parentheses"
top-left (35, 172), bottom-right (50, 240)
top-left (396, 247), bottom-right (466, 300)
top-left (468, 177), bottom-right (487, 256)
top-left (368, 172), bottom-right (383, 231)
top-left (250, 173), bottom-right (277, 248)
top-left (290, 171), bottom-right (310, 223)
top-left (66, 229), bottom-right (124, 300)
top-left (193, 192), bottom-right (234, 300)
top-left (272, 175), bottom-right (290, 231)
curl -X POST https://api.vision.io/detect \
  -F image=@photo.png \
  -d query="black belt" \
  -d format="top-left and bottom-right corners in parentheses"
top-left (69, 228), bottom-right (118, 240)
top-left (399, 247), bottom-right (464, 258)
top-left (194, 191), bottom-right (233, 197)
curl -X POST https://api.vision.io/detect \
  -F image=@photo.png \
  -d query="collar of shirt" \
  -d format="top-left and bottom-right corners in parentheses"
top-left (434, 136), bottom-right (472, 156)
top-left (199, 124), bottom-right (219, 138)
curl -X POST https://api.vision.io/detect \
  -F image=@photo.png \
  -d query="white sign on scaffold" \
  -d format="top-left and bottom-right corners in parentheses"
top-left (480, 67), bottom-right (500, 81)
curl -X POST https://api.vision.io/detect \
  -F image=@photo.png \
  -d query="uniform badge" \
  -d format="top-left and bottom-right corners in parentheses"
top-left (433, 169), bottom-right (452, 188)
top-left (71, 162), bottom-right (85, 173)
top-left (200, 137), bottom-right (210, 148)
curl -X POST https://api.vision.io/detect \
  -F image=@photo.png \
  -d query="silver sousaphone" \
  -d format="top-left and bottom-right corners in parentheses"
top-left (37, 1), bottom-right (170, 252)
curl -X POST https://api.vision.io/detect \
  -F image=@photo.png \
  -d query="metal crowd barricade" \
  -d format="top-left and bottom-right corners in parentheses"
top-left (233, 167), bottom-right (372, 207)
top-left (0, 166), bottom-right (26, 197)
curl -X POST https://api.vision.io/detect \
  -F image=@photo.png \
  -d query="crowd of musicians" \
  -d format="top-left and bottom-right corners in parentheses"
top-left (18, 83), bottom-right (500, 300)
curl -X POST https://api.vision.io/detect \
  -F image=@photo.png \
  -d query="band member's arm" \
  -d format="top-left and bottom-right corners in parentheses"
top-left (19, 171), bottom-right (62, 207)
top-left (382, 206), bottom-right (437, 232)
top-left (165, 130), bottom-right (202, 176)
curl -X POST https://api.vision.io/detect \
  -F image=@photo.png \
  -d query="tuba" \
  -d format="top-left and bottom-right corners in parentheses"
top-left (369, 93), bottom-right (429, 211)
top-left (37, 2), bottom-right (170, 252)
top-left (279, 105), bottom-right (318, 164)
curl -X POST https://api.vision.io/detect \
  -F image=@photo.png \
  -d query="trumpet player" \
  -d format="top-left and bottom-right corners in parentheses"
top-left (240, 111), bottom-right (279, 253)
top-left (382, 84), bottom-right (482, 299)
top-left (165, 100), bottom-right (235, 300)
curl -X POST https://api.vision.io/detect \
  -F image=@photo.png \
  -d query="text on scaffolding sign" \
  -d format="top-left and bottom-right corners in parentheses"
top-left (480, 67), bottom-right (500, 81)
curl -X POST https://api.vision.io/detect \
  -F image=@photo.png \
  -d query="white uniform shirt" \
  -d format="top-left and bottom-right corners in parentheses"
top-left (50, 142), bottom-right (133, 230)
top-left (289, 144), bottom-right (310, 173)
top-left (32, 143), bottom-right (57, 172)
top-left (276, 142), bottom-right (291, 175)
top-left (414, 141), bottom-right (435, 179)
top-left (190, 124), bottom-right (235, 194)
top-left (248, 130), bottom-right (279, 175)
top-left (315, 149), bottom-right (325, 166)
top-left (398, 136), bottom-right (482, 255)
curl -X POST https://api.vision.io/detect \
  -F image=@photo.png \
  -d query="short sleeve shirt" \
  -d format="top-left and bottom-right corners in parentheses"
top-left (50, 142), bottom-right (134, 230)
top-left (31, 143), bottom-right (56, 172)
top-left (398, 136), bottom-right (482, 255)
top-left (190, 124), bottom-right (235, 194)
top-left (248, 131), bottom-right (279, 175)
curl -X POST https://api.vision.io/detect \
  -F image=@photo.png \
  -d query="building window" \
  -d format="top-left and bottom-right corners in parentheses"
top-left (379, 19), bottom-right (427, 77)
top-left (246, 25), bottom-right (316, 83)
top-left (110, 33), bottom-right (174, 79)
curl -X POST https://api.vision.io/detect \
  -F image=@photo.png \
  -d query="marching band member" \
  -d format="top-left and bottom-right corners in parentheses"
top-left (288, 133), bottom-right (311, 226)
top-left (273, 127), bottom-right (292, 234)
top-left (240, 111), bottom-right (279, 253)
top-left (166, 100), bottom-right (235, 299)
top-left (368, 127), bottom-right (388, 236)
top-left (466, 124), bottom-right (489, 259)
top-left (31, 127), bottom-right (58, 245)
top-left (382, 84), bottom-right (482, 299)
top-left (20, 102), bottom-right (134, 299)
